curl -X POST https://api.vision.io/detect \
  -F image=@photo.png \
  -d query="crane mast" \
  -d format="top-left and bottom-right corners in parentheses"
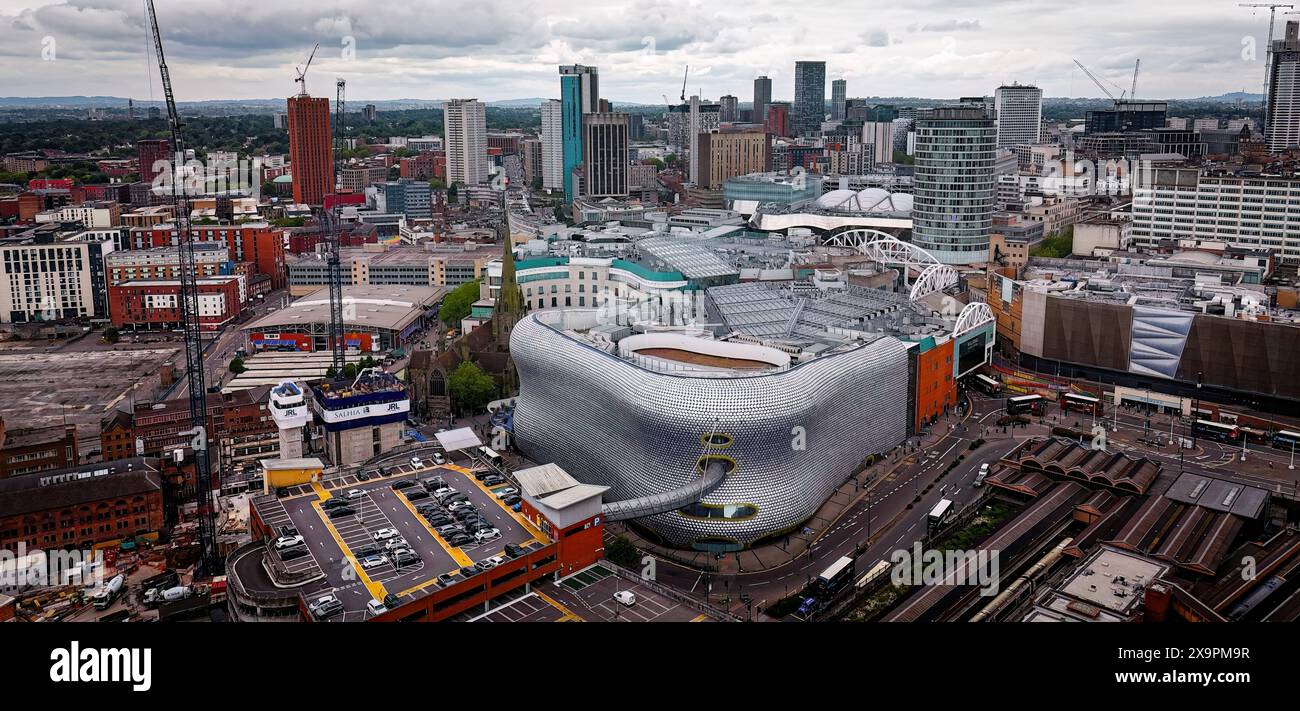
top-left (328, 78), bottom-right (346, 373)
top-left (143, 0), bottom-right (221, 575)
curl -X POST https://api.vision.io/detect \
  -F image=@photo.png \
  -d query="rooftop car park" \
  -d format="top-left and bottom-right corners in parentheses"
top-left (246, 452), bottom-right (557, 622)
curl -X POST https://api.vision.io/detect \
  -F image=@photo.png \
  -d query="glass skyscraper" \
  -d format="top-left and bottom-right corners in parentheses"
top-left (911, 107), bottom-right (996, 265)
top-left (793, 61), bottom-right (826, 137)
top-left (559, 65), bottom-right (599, 203)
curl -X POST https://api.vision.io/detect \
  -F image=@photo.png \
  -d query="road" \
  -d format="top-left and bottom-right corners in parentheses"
top-left (644, 388), bottom-right (1300, 617)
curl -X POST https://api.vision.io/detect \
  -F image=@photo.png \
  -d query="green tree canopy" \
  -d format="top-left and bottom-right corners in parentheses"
top-left (439, 279), bottom-right (480, 327)
top-left (229, 356), bottom-right (247, 374)
top-left (448, 361), bottom-right (496, 415)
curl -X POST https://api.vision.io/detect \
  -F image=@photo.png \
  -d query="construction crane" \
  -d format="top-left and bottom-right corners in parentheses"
top-left (143, 0), bottom-right (221, 576)
top-left (680, 65), bottom-right (690, 103)
top-left (1072, 58), bottom-right (1127, 104)
top-left (327, 78), bottom-right (346, 373)
top-left (1243, 3), bottom-right (1296, 136)
top-left (294, 43), bottom-right (319, 96)
top-left (1129, 58), bottom-right (1141, 101)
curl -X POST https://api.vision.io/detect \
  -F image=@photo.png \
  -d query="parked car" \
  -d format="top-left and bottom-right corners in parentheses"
top-left (393, 550), bottom-right (419, 567)
top-left (475, 528), bottom-right (500, 542)
top-left (322, 498), bottom-right (349, 510)
top-left (346, 489), bottom-right (365, 499)
top-left (410, 457), bottom-right (423, 468)
top-left (504, 543), bottom-right (526, 559)
top-left (503, 495), bottom-right (521, 507)
top-left (390, 479), bottom-right (416, 490)
top-left (448, 533), bottom-right (474, 546)
top-left (356, 472), bottom-right (371, 482)
top-left (406, 490), bottom-right (430, 501)
top-left (366, 598), bottom-right (387, 616)
top-left (383, 537), bottom-right (409, 551)
top-left (448, 500), bottom-right (471, 512)
top-left (372, 528), bottom-right (400, 541)
top-left (494, 487), bottom-right (519, 499)
top-left (327, 506), bottom-right (355, 519)
top-left (309, 594), bottom-right (343, 619)
top-left (279, 546), bottom-right (308, 561)
top-left (437, 573), bottom-right (458, 586)
top-left (431, 452), bottom-right (446, 465)
top-left (275, 487), bottom-right (290, 498)
top-left (273, 535), bottom-right (304, 550)
top-left (360, 555), bottom-right (388, 570)
top-left (351, 544), bottom-right (381, 559)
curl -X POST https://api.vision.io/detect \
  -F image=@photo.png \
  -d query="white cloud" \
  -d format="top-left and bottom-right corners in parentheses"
top-left (0, 0), bottom-right (1274, 102)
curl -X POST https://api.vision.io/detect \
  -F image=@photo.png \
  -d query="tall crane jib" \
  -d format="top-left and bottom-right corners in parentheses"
top-left (328, 78), bottom-right (346, 373)
top-left (144, 0), bottom-right (222, 577)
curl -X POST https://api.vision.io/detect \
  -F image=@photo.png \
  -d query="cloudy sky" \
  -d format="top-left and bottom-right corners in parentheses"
top-left (0, 0), bottom-right (1277, 103)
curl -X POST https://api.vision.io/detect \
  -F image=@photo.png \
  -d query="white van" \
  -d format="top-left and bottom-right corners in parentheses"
top-left (478, 446), bottom-right (504, 467)
top-left (613, 590), bottom-right (636, 607)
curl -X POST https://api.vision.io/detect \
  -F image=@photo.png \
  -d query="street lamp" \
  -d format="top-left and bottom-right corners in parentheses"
top-left (1291, 440), bottom-right (1296, 471)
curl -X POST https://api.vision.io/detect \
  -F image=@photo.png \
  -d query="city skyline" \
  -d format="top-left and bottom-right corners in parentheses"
top-left (0, 0), bottom-right (1280, 104)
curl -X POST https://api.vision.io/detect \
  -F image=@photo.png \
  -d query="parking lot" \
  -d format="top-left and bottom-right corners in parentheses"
top-left (543, 565), bottom-right (713, 622)
top-left (259, 452), bottom-right (547, 620)
top-left (468, 592), bottom-right (577, 622)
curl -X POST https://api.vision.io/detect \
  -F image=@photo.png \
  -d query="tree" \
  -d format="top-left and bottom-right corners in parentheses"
top-left (325, 365), bottom-right (338, 379)
top-left (439, 279), bottom-right (480, 327)
top-left (447, 361), bottom-right (496, 416)
top-left (229, 356), bottom-right (247, 374)
top-left (343, 363), bottom-right (359, 380)
top-left (605, 535), bottom-right (641, 569)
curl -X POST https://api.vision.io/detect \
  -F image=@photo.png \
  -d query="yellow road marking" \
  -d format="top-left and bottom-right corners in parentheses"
top-left (458, 465), bottom-right (549, 546)
top-left (312, 500), bottom-right (386, 601)
top-left (536, 591), bottom-right (584, 622)
top-left (394, 487), bottom-right (474, 568)
top-left (690, 613), bottom-right (708, 622)
top-left (312, 481), bottom-right (331, 500)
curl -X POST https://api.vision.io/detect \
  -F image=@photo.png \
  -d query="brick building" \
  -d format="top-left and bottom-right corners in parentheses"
top-left (128, 223), bottom-right (286, 289)
top-left (0, 457), bottom-right (165, 552)
top-left (108, 275), bottom-right (244, 331)
top-left (0, 416), bottom-right (79, 479)
top-left (99, 387), bottom-right (278, 491)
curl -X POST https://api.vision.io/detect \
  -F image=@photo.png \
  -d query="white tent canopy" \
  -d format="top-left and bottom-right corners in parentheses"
top-left (434, 427), bottom-right (482, 453)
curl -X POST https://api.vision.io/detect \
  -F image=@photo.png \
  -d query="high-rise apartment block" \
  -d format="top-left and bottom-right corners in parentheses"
top-left (912, 108), bottom-right (996, 265)
top-left (286, 95), bottom-right (333, 205)
top-left (444, 98), bottom-right (488, 186)
top-left (993, 83), bottom-right (1042, 148)
top-left (793, 61), bottom-right (827, 136)
top-left (559, 65), bottom-right (600, 203)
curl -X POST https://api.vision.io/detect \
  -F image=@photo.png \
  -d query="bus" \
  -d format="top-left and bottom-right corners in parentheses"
top-left (814, 556), bottom-right (856, 597)
top-left (927, 498), bottom-right (955, 530)
top-left (1006, 394), bottom-right (1045, 416)
top-left (1060, 392), bottom-right (1103, 417)
top-left (1271, 430), bottom-right (1300, 450)
top-left (1193, 419), bottom-right (1240, 443)
top-left (971, 374), bottom-right (1001, 396)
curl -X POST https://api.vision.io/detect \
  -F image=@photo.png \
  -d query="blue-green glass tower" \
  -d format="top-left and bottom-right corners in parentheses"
top-left (559, 64), bottom-right (599, 204)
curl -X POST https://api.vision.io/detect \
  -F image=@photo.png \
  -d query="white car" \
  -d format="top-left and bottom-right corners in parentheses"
top-left (360, 554), bottom-right (388, 570)
top-left (433, 487), bottom-right (454, 499)
top-left (448, 500), bottom-right (471, 511)
top-left (494, 487), bottom-right (519, 499)
top-left (432, 452), bottom-right (446, 465)
top-left (372, 528), bottom-right (400, 541)
top-left (410, 457), bottom-right (423, 468)
top-left (475, 527), bottom-right (500, 541)
top-left (383, 537), bottom-right (409, 550)
top-left (484, 555), bottom-right (506, 567)
top-left (272, 534), bottom-right (304, 550)
top-left (308, 594), bottom-right (342, 617)
top-left (366, 598), bottom-right (387, 616)
top-left (613, 590), bottom-right (637, 607)
top-left (346, 489), bottom-right (365, 499)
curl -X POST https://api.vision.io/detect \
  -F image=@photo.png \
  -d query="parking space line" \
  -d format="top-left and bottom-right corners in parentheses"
top-left (311, 500), bottom-right (387, 602)
top-left (453, 463), bottom-right (548, 545)
top-left (535, 590), bottom-right (584, 622)
top-left (394, 487), bottom-right (474, 568)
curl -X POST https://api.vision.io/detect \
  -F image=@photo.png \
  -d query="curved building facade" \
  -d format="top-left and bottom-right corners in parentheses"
top-left (510, 310), bottom-right (910, 550)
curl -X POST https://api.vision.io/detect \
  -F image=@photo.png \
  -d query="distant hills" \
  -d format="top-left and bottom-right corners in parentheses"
top-left (0, 91), bottom-right (1266, 112)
